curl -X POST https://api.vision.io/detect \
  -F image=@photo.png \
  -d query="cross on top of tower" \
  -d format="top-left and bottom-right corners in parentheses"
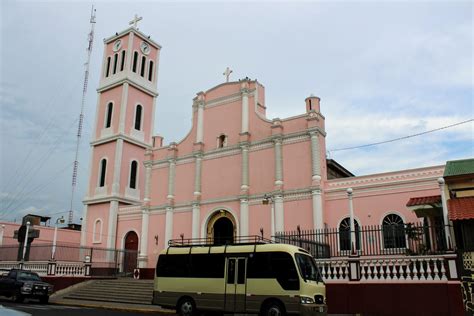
top-left (129, 14), bottom-right (143, 29)
top-left (223, 67), bottom-right (233, 83)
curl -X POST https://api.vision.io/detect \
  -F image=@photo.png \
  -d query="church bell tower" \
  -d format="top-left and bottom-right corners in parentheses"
top-left (81, 16), bottom-right (161, 252)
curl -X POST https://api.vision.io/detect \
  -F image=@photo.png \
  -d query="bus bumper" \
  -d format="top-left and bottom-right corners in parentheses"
top-left (300, 304), bottom-right (327, 316)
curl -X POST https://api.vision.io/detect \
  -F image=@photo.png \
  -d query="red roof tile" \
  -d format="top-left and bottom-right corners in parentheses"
top-left (449, 197), bottom-right (474, 220)
top-left (406, 195), bottom-right (441, 207)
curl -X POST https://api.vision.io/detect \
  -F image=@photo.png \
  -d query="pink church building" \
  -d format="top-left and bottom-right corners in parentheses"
top-left (80, 21), bottom-right (448, 272)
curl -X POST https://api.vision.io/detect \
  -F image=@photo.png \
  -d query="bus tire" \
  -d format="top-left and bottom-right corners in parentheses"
top-left (177, 297), bottom-right (197, 316)
top-left (261, 300), bottom-right (286, 316)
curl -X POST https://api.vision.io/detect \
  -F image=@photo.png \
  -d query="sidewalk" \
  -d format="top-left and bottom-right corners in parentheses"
top-left (50, 297), bottom-right (175, 314)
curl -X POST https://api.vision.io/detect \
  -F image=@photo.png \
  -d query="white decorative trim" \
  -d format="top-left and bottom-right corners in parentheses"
top-left (131, 128), bottom-right (145, 142)
top-left (118, 83), bottom-right (129, 133)
top-left (125, 187), bottom-right (140, 200)
top-left (176, 157), bottom-right (195, 165)
top-left (204, 147), bottom-right (241, 160)
top-left (112, 139), bottom-right (124, 195)
top-left (249, 141), bottom-right (273, 152)
top-left (118, 205), bottom-right (142, 214)
top-left (283, 134), bottom-right (310, 145)
top-left (327, 166), bottom-right (444, 188)
top-left (205, 92), bottom-right (242, 109)
top-left (93, 218), bottom-right (103, 244)
top-left (96, 156), bottom-right (108, 189)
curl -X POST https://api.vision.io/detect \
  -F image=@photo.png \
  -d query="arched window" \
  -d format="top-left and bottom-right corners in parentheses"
top-left (218, 134), bottom-right (227, 148)
top-left (339, 217), bottom-right (360, 251)
top-left (382, 214), bottom-right (406, 248)
top-left (148, 60), bottom-right (154, 81)
top-left (93, 219), bottom-right (102, 243)
top-left (132, 52), bottom-right (138, 73)
top-left (140, 56), bottom-right (146, 77)
top-left (105, 102), bottom-right (113, 128)
top-left (120, 50), bottom-right (126, 71)
top-left (129, 160), bottom-right (138, 189)
top-left (134, 105), bottom-right (142, 130)
top-left (99, 159), bottom-right (107, 187)
top-left (105, 56), bottom-right (111, 77)
top-left (113, 53), bottom-right (118, 74)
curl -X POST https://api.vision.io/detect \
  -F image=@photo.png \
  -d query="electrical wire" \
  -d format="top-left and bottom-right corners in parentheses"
top-left (328, 118), bottom-right (473, 152)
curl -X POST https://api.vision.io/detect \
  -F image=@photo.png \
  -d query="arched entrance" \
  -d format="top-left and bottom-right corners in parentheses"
top-left (206, 210), bottom-right (236, 245)
top-left (123, 231), bottom-right (138, 274)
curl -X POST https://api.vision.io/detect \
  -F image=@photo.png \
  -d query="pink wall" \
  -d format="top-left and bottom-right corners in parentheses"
top-left (150, 167), bottom-right (168, 206)
top-left (283, 141), bottom-right (312, 190)
top-left (119, 142), bottom-right (146, 198)
top-left (89, 141), bottom-right (116, 196)
top-left (125, 85), bottom-right (154, 142)
top-left (84, 203), bottom-right (110, 247)
top-left (96, 86), bottom-right (123, 138)
top-left (203, 100), bottom-right (242, 148)
top-left (249, 148), bottom-right (275, 194)
top-left (174, 162), bottom-right (195, 202)
top-left (0, 221), bottom-right (80, 246)
top-left (201, 155), bottom-right (241, 201)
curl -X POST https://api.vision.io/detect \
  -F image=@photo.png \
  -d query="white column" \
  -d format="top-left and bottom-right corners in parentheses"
top-left (274, 138), bottom-right (283, 186)
top-left (165, 207), bottom-right (174, 246)
top-left (80, 205), bottom-right (88, 246)
top-left (192, 204), bottom-right (200, 239)
top-left (118, 83), bottom-right (129, 133)
top-left (241, 145), bottom-right (249, 190)
top-left (310, 131), bottom-right (321, 180)
top-left (112, 139), bottom-right (124, 195)
top-left (194, 155), bottom-right (202, 196)
top-left (438, 178), bottom-right (452, 249)
top-left (241, 90), bottom-right (249, 133)
top-left (167, 159), bottom-right (176, 199)
top-left (144, 164), bottom-right (152, 202)
top-left (347, 188), bottom-right (357, 254)
top-left (106, 201), bottom-right (119, 255)
top-left (196, 102), bottom-right (204, 143)
top-left (52, 224), bottom-right (58, 260)
top-left (0, 225), bottom-right (5, 247)
top-left (240, 199), bottom-right (249, 236)
top-left (274, 195), bottom-right (284, 232)
top-left (312, 188), bottom-right (324, 230)
top-left (270, 201), bottom-right (275, 237)
top-left (138, 208), bottom-right (149, 268)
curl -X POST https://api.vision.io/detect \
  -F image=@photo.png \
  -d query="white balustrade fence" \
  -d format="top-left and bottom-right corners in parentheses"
top-left (317, 255), bottom-right (455, 283)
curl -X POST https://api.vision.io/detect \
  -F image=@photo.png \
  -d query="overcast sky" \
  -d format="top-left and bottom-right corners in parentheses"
top-left (0, 0), bottom-right (472, 224)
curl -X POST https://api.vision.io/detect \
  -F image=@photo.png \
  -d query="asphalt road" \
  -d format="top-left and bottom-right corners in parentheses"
top-left (0, 298), bottom-right (149, 316)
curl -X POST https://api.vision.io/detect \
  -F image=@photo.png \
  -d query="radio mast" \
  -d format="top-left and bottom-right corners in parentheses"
top-left (69, 6), bottom-right (96, 225)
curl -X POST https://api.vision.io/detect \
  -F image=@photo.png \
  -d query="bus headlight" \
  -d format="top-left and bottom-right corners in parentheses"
top-left (300, 296), bottom-right (314, 304)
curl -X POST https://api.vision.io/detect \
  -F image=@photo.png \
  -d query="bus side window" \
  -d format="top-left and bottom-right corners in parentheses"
top-left (237, 259), bottom-right (246, 284)
top-left (271, 252), bottom-right (300, 290)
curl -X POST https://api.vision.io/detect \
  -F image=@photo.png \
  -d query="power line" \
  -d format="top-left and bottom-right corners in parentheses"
top-left (328, 118), bottom-right (473, 153)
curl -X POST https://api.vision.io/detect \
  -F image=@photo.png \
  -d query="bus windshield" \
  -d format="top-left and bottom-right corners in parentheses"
top-left (295, 253), bottom-right (323, 282)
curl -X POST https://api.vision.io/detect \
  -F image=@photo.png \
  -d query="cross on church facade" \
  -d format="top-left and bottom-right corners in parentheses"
top-left (223, 67), bottom-right (233, 83)
top-left (129, 14), bottom-right (143, 29)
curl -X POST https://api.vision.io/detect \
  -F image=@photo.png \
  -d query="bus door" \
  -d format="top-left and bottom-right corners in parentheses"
top-left (225, 257), bottom-right (247, 312)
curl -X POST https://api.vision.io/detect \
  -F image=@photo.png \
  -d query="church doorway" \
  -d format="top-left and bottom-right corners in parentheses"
top-left (123, 231), bottom-right (138, 274)
top-left (206, 210), bottom-right (236, 245)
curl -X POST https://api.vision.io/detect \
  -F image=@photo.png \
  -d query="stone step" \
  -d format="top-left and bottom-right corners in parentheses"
top-left (61, 278), bottom-right (155, 305)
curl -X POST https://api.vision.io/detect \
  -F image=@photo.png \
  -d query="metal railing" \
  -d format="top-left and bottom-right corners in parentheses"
top-left (275, 222), bottom-right (451, 258)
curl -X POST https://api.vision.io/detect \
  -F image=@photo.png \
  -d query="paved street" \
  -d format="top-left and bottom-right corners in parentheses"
top-left (0, 298), bottom-right (149, 316)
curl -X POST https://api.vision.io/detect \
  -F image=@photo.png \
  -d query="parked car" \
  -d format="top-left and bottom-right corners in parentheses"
top-left (0, 269), bottom-right (53, 304)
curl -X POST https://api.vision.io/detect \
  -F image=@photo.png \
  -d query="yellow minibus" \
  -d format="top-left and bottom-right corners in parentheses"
top-left (152, 238), bottom-right (327, 316)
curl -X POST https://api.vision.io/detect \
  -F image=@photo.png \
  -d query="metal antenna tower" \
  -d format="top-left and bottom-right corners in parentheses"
top-left (68, 6), bottom-right (96, 225)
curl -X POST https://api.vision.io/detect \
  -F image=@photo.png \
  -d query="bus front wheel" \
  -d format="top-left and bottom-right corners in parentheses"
top-left (261, 300), bottom-right (286, 316)
top-left (177, 297), bottom-right (196, 316)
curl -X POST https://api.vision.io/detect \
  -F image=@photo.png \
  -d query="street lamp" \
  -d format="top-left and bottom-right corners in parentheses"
top-left (51, 216), bottom-right (65, 260)
top-left (262, 194), bottom-right (275, 238)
